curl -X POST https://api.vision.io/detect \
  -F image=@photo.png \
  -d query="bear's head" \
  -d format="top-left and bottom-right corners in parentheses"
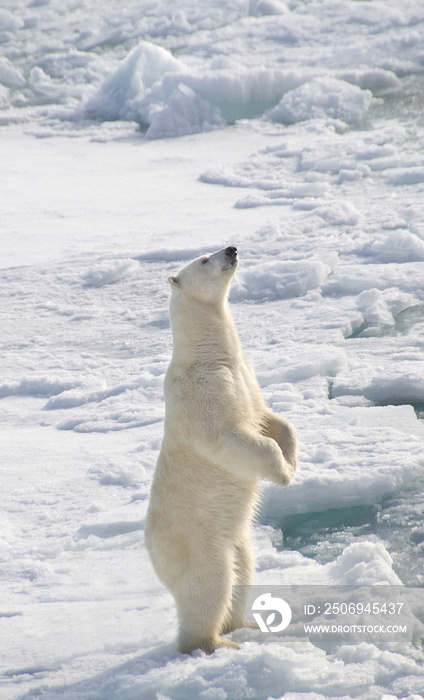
top-left (168, 247), bottom-right (238, 306)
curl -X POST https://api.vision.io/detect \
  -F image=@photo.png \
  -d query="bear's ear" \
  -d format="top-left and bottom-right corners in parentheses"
top-left (168, 275), bottom-right (180, 288)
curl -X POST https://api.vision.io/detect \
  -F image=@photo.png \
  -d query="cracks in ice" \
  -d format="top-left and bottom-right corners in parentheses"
top-left (344, 302), bottom-right (424, 340)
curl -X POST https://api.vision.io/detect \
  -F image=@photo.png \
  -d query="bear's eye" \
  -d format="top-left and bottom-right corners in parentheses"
top-left (201, 257), bottom-right (209, 265)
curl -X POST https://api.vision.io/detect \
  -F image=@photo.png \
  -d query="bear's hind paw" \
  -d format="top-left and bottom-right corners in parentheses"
top-left (221, 618), bottom-right (259, 634)
top-left (216, 639), bottom-right (241, 652)
top-left (179, 637), bottom-right (240, 655)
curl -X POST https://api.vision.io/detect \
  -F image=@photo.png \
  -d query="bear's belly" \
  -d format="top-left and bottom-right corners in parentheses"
top-left (147, 447), bottom-right (258, 542)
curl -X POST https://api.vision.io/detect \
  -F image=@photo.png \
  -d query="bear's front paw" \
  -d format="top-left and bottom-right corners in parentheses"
top-left (268, 443), bottom-right (294, 487)
top-left (272, 468), bottom-right (292, 487)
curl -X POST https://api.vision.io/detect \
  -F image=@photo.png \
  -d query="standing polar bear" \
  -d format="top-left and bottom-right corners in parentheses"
top-left (145, 246), bottom-right (297, 654)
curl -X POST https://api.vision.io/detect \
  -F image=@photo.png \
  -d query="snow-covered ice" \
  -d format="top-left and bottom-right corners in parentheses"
top-left (1, 0), bottom-right (424, 698)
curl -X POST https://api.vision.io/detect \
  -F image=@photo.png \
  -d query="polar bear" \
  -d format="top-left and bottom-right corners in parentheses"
top-left (145, 246), bottom-right (297, 654)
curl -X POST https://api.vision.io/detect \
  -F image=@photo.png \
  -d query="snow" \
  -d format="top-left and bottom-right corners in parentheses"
top-left (1, 0), bottom-right (424, 698)
top-left (267, 77), bottom-right (374, 125)
top-left (231, 258), bottom-right (336, 301)
top-left (81, 258), bottom-right (139, 287)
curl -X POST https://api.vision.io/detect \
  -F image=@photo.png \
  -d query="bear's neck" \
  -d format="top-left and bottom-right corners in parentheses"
top-left (170, 298), bottom-right (241, 366)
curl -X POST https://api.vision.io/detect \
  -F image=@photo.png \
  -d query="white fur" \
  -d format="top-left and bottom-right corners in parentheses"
top-left (145, 247), bottom-right (298, 654)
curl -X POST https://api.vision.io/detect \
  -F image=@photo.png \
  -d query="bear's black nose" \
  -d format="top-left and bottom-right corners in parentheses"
top-left (225, 246), bottom-right (237, 258)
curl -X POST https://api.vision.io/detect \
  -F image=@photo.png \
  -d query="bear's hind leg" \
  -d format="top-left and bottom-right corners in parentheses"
top-left (220, 536), bottom-right (256, 634)
top-left (175, 548), bottom-right (240, 654)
